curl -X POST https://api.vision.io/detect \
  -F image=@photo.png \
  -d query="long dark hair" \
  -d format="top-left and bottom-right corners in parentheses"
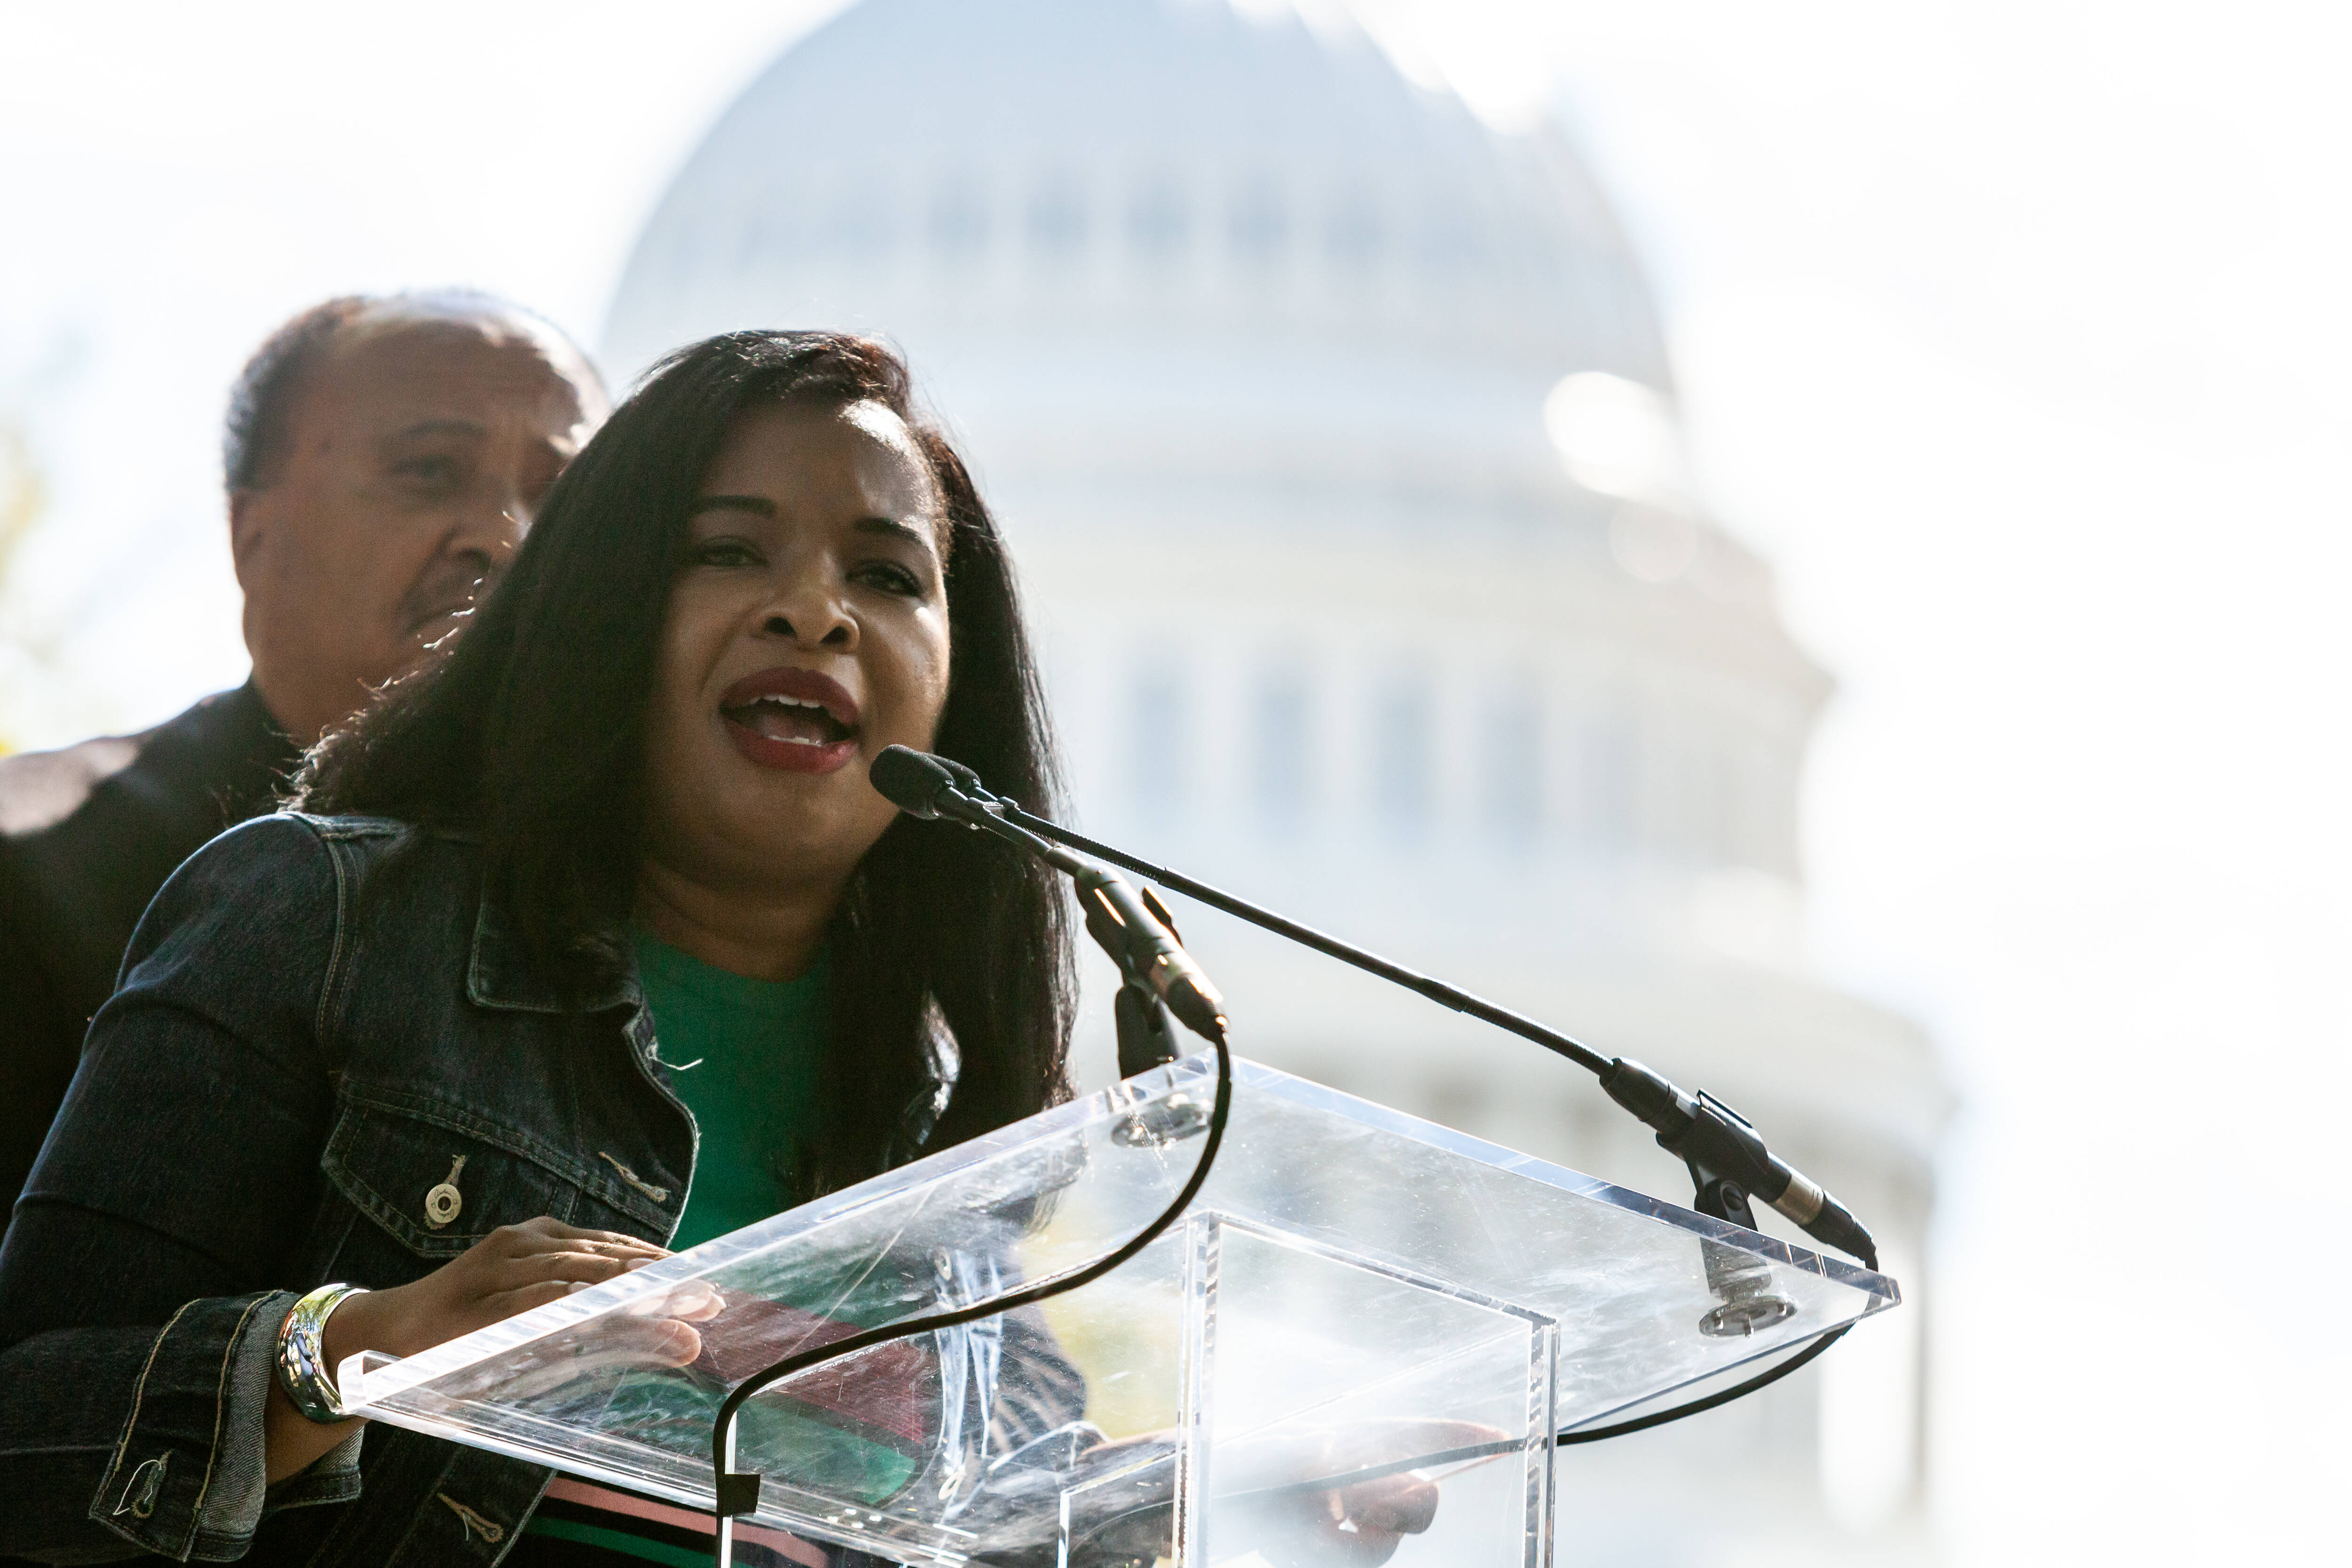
top-left (298, 331), bottom-right (1073, 1188)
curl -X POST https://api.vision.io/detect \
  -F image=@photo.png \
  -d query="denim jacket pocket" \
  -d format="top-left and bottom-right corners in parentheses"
top-left (321, 1085), bottom-right (597, 1263)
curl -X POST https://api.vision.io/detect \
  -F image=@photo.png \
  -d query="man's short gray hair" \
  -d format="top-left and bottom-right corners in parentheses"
top-left (221, 290), bottom-right (601, 493)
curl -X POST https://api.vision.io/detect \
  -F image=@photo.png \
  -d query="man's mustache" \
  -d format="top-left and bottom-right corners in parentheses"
top-left (398, 550), bottom-right (499, 637)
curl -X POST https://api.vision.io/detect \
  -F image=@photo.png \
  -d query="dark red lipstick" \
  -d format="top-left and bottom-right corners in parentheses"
top-left (718, 666), bottom-right (861, 774)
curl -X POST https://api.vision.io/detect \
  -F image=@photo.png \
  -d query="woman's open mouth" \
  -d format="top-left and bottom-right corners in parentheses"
top-left (718, 667), bottom-right (860, 775)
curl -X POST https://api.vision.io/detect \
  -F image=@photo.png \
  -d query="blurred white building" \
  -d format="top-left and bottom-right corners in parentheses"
top-left (603, 0), bottom-right (1950, 1560)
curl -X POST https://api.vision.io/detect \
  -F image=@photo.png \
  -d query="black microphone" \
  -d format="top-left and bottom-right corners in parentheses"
top-left (869, 746), bottom-right (1229, 1045)
top-left (1066, 867), bottom-right (1228, 1045)
top-left (1596, 1059), bottom-right (1873, 1266)
top-left (868, 745), bottom-right (965, 820)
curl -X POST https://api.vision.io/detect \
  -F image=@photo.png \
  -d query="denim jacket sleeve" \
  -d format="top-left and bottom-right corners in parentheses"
top-left (0, 815), bottom-right (355, 1562)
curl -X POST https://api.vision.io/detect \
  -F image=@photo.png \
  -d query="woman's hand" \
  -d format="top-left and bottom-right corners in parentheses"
top-left (265, 1217), bottom-right (681, 1484)
top-left (1253, 1469), bottom-right (1440, 1568)
top-left (1220, 1418), bottom-right (1507, 1568)
top-left (1057, 1418), bottom-right (1500, 1568)
top-left (326, 1217), bottom-right (672, 1365)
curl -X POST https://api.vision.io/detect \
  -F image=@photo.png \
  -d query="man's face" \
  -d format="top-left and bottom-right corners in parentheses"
top-left (230, 314), bottom-right (604, 742)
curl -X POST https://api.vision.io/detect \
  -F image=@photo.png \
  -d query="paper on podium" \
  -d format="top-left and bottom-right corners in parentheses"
top-left (341, 1055), bottom-right (1896, 1567)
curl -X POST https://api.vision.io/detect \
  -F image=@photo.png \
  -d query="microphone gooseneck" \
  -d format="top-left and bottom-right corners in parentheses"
top-left (870, 745), bottom-right (1229, 1046)
top-left (881, 745), bottom-right (1875, 1274)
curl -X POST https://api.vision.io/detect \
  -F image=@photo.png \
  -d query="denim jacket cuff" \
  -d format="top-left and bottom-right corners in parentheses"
top-left (86, 1289), bottom-right (360, 1561)
top-left (260, 1428), bottom-right (364, 1521)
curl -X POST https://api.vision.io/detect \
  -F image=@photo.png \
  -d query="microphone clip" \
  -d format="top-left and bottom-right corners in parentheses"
top-left (869, 745), bottom-right (1225, 1143)
top-left (1676, 1096), bottom-right (1801, 1338)
top-left (1075, 871), bottom-right (1216, 1145)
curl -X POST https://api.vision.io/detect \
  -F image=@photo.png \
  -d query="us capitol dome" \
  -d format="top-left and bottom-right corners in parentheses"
top-left (605, 0), bottom-right (1949, 1560)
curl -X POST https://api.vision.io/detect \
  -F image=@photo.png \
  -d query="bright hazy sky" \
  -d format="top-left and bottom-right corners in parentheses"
top-left (3, 3), bottom-right (2345, 1560)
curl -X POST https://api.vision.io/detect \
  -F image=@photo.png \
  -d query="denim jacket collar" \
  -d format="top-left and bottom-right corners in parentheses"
top-left (463, 897), bottom-right (634, 1015)
top-left (462, 890), bottom-right (960, 1158)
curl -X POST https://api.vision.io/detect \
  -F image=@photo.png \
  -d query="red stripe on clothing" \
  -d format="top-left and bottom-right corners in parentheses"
top-left (542, 1479), bottom-right (829, 1568)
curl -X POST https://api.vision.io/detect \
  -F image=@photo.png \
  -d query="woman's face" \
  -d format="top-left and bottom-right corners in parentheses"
top-left (641, 398), bottom-right (951, 901)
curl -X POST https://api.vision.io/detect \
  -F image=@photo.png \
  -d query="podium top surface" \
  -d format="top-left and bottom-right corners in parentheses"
top-left (344, 1055), bottom-right (1895, 1563)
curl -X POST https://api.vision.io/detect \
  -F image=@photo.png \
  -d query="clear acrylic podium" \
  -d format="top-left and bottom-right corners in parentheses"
top-left (342, 1056), bottom-right (1897, 1567)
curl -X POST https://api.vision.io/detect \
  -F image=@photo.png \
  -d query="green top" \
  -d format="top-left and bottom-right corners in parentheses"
top-left (521, 933), bottom-right (837, 1564)
top-left (634, 930), bottom-right (829, 1252)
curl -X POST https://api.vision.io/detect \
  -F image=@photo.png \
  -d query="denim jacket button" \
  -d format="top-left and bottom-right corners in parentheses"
top-left (424, 1154), bottom-right (467, 1229)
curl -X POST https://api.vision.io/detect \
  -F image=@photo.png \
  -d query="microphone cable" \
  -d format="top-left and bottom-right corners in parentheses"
top-left (709, 1036), bottom-right (1231, 1530)
top-left (709, 746), bottom-right (1879, 1549)
top-left (708, 780), bottom-right (1235, 1538)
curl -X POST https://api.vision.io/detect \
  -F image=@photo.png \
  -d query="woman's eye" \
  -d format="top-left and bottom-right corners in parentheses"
top-left (689, 538), bottom-right (762, 568)
top-left (852, 560), bottom-right (923, 596)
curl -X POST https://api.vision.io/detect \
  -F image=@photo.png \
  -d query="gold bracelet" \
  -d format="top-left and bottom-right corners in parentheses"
top-left (274, 1283), bottom-right (367, 1424)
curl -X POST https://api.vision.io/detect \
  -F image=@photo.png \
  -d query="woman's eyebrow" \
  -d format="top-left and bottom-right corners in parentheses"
top-left (855, 515), bottom-right (936, 550)
top-left (688, 494), bottom-right (776, 518)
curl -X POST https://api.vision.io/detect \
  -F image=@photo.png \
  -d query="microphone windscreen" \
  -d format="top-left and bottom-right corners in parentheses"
top-left (869, 745), bottom-right (957, 817)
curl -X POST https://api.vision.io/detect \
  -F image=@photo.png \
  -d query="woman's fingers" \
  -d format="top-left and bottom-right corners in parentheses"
top-left (501, 1243), bottom-right (663, 1272)
top-left (508, 1215), bottom-right (664, 1247)
top-left (500, 1229), bottom-right (666, 1263)
top-left (557, 1318), bottom-right (703, 1373)
top-left (1234, 1462), bottom-right (1444, 1568)
top-left (464, 1229), bottom-right (714, 1322)
top-left (623, 1278), bottom-right (726, 1321)
top-left (476, 1257), bottom-right (629, 1298)
top-left (350, 1219), bottom-right (679, 1362)
top-left (624, 1318), bottom-right (703, 1368)
top-left (472, 1270), bottom-right (657, 1331)
top-left (664, 1282), bottom-right (726, 1322)
top-left (477, 1246), bottom-right (653, 1296)
top-left (1337, 1474), bottom-right (1439, 1537)
top-left (485, 1277), bottom-right (584, 1318)
top-left (492, 1218), bottom-right (667, 1259)
top-left (496, 1320), bottom-right (706, 1399)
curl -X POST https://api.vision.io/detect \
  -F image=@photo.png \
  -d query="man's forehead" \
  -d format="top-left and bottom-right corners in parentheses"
top-left (307, 315), bottom-right (602, 431)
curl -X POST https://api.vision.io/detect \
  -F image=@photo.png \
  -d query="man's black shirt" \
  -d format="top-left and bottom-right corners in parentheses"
top-left (0, 682), bottom-right (297, 1210)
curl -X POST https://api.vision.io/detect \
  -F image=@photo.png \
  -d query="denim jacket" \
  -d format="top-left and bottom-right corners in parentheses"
top-left (0, 812), bottom-right (974, 1565)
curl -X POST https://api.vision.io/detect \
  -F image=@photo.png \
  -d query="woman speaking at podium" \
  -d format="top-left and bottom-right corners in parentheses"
top-left (0, 332), bottom-right (1088, 1567)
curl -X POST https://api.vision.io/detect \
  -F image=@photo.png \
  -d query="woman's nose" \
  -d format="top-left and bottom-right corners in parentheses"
top-left (760, 578), bottom-right (857, 649)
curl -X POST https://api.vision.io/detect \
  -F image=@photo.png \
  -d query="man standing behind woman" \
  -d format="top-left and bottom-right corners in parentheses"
top-left (0, 293), bottom-right (609, 1208)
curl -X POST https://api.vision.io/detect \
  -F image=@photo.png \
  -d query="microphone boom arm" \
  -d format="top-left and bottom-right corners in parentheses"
top-left (973, 796), bottom-right (1875, 1270)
